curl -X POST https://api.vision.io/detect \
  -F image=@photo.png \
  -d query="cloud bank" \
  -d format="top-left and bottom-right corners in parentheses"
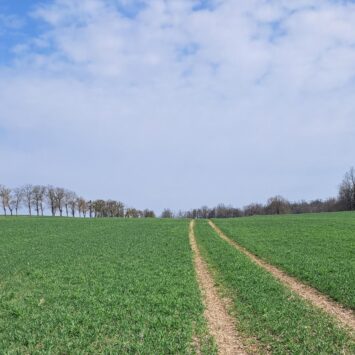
top-left (1, 0), bottom-right (355, 211)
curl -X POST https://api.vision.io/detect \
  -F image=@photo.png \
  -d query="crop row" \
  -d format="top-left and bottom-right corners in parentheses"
top-left (0, 217), bottom-right (215, 353)
top-left (213, 212), bottom-right (355, 309)
top-left (195, 220), bottom-right (355, 354)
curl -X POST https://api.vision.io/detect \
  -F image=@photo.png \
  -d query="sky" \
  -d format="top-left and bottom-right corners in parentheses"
top-left (0, 0), bottom-right (355, 213)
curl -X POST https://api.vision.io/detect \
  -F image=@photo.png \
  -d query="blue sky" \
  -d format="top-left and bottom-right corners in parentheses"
top-left (0, 1), bottom-right (44, 63)
top-left (1, 0), bottom-right (355, 212)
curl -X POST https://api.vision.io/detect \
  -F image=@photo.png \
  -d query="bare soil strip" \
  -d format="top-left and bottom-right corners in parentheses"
top-left (189, 220), bottom-right (246, 355)
top-left (208, 220), bottom-right (355, 333)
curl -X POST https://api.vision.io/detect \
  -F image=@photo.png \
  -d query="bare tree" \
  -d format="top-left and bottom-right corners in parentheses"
top-left (143, 209), bottom-right (155, 218)
top-left (243, 203), bottom-right (264, 216)
top-left (68, 192), bottom-right (77, 217)
top-left (46, 186), bottom-right (57, 216)
top-left (266, 196), bottom-right (290, 215)
top-left (117, 201), bottom-right (125, 217)
top-left (125, 208), bottom-right (141, 218)
top-left (63, 190), bottom-right (76, 217)
top-left (8, 194), bottom-right (17, 216)
top-left (175, 210), bottom-right (185, 218)
top-left (92, 199), bottom-right (105, 217)
top-left (88, 200), bottom-right (93, 218)
top-left (12, 188), bottom-right (23, 216)
top-left (32, 185), bottom-right (46, 216)
top-left (39, 187), bottom-right (46, 216)
top-left (106, 200), bottom-right (118, 217)
top-left (54, 188), bottom-right (65, 217)
top-left (22, 184), bottom-right (34, 216)
top-left (77, 197), bottom-right (87, 217)
top-left (199, 206), bottom-right (210, 219)
top-left (1, 184), bottom-right (154, 218)
top-left (161, 208), bottom-right (173, 218)
top-left (82, 200), bottom-right (88, 218)
top-left (0, 185), bottom-right (11, 216)
top-left (77, 197), bottom-right (82, 217)
top-left (339, 167), bottom-right (355, 211)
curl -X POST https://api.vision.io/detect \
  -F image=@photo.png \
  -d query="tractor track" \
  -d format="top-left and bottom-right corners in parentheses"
top-left (208, 220), bottom-right (355, 333)
top-left (189, 220), bottom-right (247, 355)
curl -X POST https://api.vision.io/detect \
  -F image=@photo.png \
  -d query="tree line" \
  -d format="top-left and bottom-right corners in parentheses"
top-left (162, 167), bottom-right (355, 218)
top-left (0, 184), bottom-right (155, 218)
top-left (1, 167), bottom-right (354, 219)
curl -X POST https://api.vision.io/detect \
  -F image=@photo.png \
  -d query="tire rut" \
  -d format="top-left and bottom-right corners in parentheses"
top-left (208, 220), bottom-right (355, 333)
top-left (189, 220), bottom-right (247, 355)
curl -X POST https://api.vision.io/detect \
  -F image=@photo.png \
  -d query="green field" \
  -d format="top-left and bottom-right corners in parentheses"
top-left (0, 217), bottom-right (215, 354)
top-left (213, 212), bottom-right (355, 309)
top-left (195, 220), bottom-right (354, 354)
top-left (0, 214), bottom-right (354, 353)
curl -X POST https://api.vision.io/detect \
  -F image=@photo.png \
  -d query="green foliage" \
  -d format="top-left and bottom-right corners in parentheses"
top-left (213, 212), bottom-right (355, 309)
top-left (0, 217), bottom-right (215, 354)
top-left (195, 220), bottom-right (355, 354)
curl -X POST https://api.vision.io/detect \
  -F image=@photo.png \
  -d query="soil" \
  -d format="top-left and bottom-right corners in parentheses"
top-left (189, 220), bottom-right (247, 355)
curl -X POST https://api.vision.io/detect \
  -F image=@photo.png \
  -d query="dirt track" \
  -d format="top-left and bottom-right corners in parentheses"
top-left (208, 220), bottom-right (355, 333)
top-left (189, 220), bottom-right (246, 355)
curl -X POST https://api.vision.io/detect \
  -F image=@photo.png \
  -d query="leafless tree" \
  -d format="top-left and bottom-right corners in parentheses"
top-left (322, 198), bottom-right (340, 212)
top-left (339, 167), bottom-right (355, 211)
top-left (106, 200), bottom-right (119, 217)
top-left (22, 184), bottom-right (34, 216)
top-left (211, 204), bottom-right (241, 218)
top-left (266, 196), bottom-right (290, 215)
top-left (92, 199), bottom-right (105, 217)
top-left (39, 190), bottom-right (46, 216)
top-left (46, 186), bottom-right (57, 216)
top-left (63, 190), bottom-right (75, 217)
top-left (161, 208), bottom-right (174, 218)
top-left (77, 197), bottom-right (83, 217)
top-left (125, 208), bottom-right (141, 218)
top-left (12, 188), bottom-right (23, 216)
top-left (77, 197), bottom-right (87, 217)
top-left (88, 200), bottom-right (93, 218)
top-left (8, 194), bottom-right (17, 216)
top-left (82, 200), bottom-right (88, 218)
top-left (54, 187), bottom-right (65, 217)
top-left (117, 201), bottom-right (125, 217)
top-left (66, 192), bottom-right (77, 217)
top-left (1, 184), bottom-right (150, 218)
top-left (0, 185), bottom-right (11, 216)
top-left (32, 185), bottom-right (46, 216)
top-left (243, 203), bottom-right (264, 216)
top-left (143, 209), bottom-right (155, 218)
top-left (199, 206), bottom-right (210, 219)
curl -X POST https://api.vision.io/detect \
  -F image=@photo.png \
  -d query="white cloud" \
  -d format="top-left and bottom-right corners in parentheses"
top-left (0, 0), bottom-right (355, 211)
